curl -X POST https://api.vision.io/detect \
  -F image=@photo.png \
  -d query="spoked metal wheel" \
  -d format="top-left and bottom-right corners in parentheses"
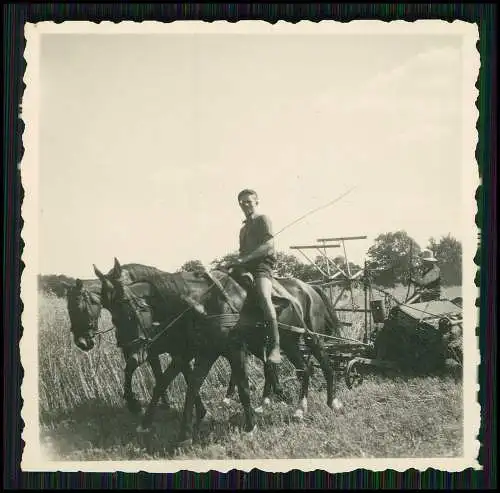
top-left (345, 358), bottom-right (365, 389)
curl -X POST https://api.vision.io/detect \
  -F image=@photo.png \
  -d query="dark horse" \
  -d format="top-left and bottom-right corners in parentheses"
top-left (63, 265), bottom-right (178, 413)
top-left (94, 258), bottom-right (343, 446)
top-left (64, 262), bottom-right (283, 415)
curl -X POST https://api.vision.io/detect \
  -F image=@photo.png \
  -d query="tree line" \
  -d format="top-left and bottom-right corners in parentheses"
top-left (39, 231), bottom-right (462, 298)
top-left (180, 231), bottom-right (462, 287)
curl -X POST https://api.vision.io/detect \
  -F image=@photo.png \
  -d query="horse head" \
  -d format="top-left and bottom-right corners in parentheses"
top-left (94, 261), bottom-right (157, 348)
top-left (63, 278), bottom-right (102, 351)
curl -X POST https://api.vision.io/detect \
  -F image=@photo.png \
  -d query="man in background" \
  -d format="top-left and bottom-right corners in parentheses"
top-left (408, 249), bottom-right (441, 303)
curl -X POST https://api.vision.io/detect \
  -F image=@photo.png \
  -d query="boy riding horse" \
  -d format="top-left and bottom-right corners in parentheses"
top-left (230, 189), bottom-right (282, 364)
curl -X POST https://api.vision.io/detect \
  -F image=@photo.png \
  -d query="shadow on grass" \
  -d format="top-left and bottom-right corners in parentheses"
top-left (40, 396), bottom-right (299, 460)
top-left (39, 370), bottom-right (463, 460)
top-left (41, 399), bottom-right (204, 459)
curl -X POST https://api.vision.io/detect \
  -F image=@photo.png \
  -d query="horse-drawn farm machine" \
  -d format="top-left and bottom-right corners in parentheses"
top-left (289, 236), bottom-right (463, 389)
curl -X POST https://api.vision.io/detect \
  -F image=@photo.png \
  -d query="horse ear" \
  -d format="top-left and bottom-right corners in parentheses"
top-left (75, 278), bottom-right (83, 289)
top-left (112, 257), bottom-right (122, 277)
top-left (93, 264), bottom-right (106, 281)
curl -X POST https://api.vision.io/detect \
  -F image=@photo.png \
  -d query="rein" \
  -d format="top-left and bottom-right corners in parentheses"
top-left (94, 327), bottom-right (114, 336)
top-left (76, 289), bottom-right (115, 379)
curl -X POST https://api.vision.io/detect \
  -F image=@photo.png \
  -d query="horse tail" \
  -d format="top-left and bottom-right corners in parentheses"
top-left (311, 285), bottom-right (341, 337)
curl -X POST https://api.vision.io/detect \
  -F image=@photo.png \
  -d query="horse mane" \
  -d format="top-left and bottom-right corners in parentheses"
top-left (114, 263), bottom-right (227, 313)
top-left (108, 263), bottom-right (163, 279)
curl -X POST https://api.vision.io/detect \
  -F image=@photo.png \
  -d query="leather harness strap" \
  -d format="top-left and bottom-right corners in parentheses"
top-left (202, 269), bottom-right (239, 313)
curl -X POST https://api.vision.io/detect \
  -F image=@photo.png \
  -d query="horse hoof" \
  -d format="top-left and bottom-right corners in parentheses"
top-left (331, 398), bottom-right (343, 411)
top-left (136, 424), bottom-right (151, 434)
top-left (293, 409), bottom-right (304, 421)
top-left (254, 397), bottom-right (271, 414)
top-left (222, 397), bottom-right (232, 406)
top-left (243, 424), bottom-right (257, 438)
top-left (200, 410), bottom-right (212, 423)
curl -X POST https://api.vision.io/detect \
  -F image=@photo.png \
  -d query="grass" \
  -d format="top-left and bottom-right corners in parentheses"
top-left (38, 285), bottom-right (463, 461)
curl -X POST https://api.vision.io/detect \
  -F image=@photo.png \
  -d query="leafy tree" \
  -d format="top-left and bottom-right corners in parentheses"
top-left (428, 234), bottom-right (462, 286)
top-left (274, 252), bottom-right (303, 278)
top-left (330, 255), bottom-right (362, 277)
top-left (366, 231), bottom-right (421, 287)
top-left (292, 262), bottom-right (323, 283)
top-left (289, 254), bottom-right (342, 283)
top-left (210, 251), bottom-right (240, 271)
top-left (178, 259), bottom-right (205, 273)
top-left (209, 250), bottom-right (323, 282)
top-left (38, 274), bottom-right (76, 298)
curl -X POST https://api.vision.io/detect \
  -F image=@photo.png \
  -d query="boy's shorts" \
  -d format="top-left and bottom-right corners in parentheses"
top-left (249, 260), bottom-right (274, 281)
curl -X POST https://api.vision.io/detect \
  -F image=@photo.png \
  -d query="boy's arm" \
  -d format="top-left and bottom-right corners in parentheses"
top-left (240, 240), bottom-right (274, 263)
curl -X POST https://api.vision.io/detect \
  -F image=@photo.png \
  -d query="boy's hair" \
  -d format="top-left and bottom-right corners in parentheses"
top-left (237, 189), bottom-right (259, 202)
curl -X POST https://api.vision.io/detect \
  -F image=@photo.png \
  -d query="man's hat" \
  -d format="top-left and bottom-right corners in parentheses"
top-left (420, 249), bottom-right (438, 262)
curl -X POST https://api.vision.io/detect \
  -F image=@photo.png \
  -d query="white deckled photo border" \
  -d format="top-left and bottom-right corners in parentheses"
top-left (20, 19), bottom-right (481, 473)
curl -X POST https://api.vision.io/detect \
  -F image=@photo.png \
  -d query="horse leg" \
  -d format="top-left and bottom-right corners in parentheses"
top-left (148, 353), bottom-right (171, 409)
top-left (269, 359), bottom-right (285, 400)
top-left (285, 343), bottom-right (313, 421)
top-left (123, 355), bottom-right (142, 415)
top-left (181, 364), bottom-right (209, 424)
top-left (223, 371), bottom-right (238, 406)
top-left (306, 334), bottom-right (342, 411)
top-left (138, 356), bottom-right (185, 432)
top-left (254, 360), bottom-right (277, 414)
top-left (224, 351), bottom-right (279, 412)
top-left (228, 347), bottom-right (256, 435)
top-left (178, 354), bottom-right (217, 447)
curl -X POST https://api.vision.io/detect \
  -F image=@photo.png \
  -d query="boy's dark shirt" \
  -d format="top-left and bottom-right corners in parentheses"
top-left (239, 214), bottom-right (276, 270)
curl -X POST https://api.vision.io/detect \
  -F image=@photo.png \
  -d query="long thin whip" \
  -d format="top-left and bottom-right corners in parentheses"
top-left (273, 185), bottom-right (358, 238)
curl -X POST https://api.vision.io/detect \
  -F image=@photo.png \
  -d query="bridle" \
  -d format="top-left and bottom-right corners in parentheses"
top-left (102, 280), bottom-right (155, 350)
top-left (68, 287), bottom-right (114, 377)
top-left (69, 288), bottom-right (107, 338)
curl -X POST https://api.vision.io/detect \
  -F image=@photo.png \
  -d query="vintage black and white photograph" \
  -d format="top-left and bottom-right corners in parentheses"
top-left (21, 20), bottom-right (480, 473)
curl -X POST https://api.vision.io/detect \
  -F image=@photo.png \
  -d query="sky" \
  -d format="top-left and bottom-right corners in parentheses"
top-left (38, 31), bottom-right (468, 278)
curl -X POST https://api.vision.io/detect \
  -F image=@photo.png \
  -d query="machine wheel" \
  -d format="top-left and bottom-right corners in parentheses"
top-left (345, 358), bottom-right (364, 389)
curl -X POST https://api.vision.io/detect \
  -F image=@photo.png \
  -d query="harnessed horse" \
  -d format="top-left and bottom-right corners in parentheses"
top-left (94, 258), bottom-right (343, 446)
top-left (65, 262), bottom-right (292, 415)
top-left (64, 264), bottom-right (219, 416)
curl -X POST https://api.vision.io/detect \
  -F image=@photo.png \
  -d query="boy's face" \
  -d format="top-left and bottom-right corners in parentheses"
top-left (239, 194), bottom-right (258, 217)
